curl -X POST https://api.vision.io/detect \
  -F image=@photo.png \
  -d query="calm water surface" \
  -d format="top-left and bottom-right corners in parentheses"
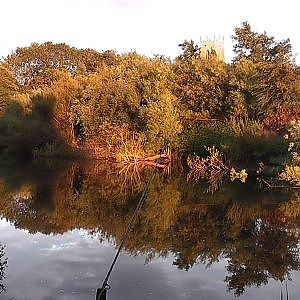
top-left (0, 160), bottom-right (299, 300)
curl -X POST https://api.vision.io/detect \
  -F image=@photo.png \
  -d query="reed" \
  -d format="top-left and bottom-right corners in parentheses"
top-left (187, 146), bottom-right (228, 192)
top-left (229, 116), bottom-right (264, 137)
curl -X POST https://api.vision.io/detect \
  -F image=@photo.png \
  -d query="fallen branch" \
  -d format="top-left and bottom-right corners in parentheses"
top-left (143, 153), bottom-right (171, 161)
top-left (261, 178), bottom-right (300, 189)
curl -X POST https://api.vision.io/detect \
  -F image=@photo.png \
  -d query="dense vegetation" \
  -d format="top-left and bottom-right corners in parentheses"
top-left (0, 21), bottom-right (299, 296)
top-left (0, 22), bottom-right (299, 173)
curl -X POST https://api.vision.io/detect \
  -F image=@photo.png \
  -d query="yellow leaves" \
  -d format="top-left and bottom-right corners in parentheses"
top-left (279, 166), bottom-right (300, 186)
top-left (239, 169), bottom-right (248, 183)
top-left (230, 168), bottom-right (248, 183)
top-left (230, 168), bottom-right (238, 180)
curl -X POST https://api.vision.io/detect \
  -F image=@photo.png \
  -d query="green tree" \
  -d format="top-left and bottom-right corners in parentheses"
top-left (232, 22), bottom-right (299, 115)
top-left (5, 42), bottom-right (80, 90)
top-left (143, 90), bottom-right (183, 149)
top-left (226, 59), bottom-right (258, 116)
top-left (178, 40), bottom-right (200, 60)
top-left (0, 96), bottom-right (57, 157)
top-left (173, 56), bottom-right (229, 117)
top-left (0, 65), bottom-right (18, 113)
top-left (78, 49), bottom-right (118, 72)
top-left (232, 21), bottom-right (292, 64)
top-left (42, 70), bottom-right (83, 146)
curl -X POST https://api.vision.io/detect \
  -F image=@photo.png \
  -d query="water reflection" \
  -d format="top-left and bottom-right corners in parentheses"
top-left (0, 160), bottom-right (300, 298)
top-left (0, 243), bottom-right (7, 294)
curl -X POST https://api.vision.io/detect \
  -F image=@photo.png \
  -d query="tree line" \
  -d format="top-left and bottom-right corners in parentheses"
top-left (0, 21), bottom-right (299, 161)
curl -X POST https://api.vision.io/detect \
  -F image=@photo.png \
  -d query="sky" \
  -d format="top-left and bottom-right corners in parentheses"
top-left (1, 0), bottom-right (300, 63)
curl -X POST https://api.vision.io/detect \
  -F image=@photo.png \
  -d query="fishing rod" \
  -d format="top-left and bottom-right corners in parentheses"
top-left (96, 141), bottom-right (169, 300)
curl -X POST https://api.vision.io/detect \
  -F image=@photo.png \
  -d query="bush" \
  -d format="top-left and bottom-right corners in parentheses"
top-left (287, 120), bottom-right (300, 162)
top-left (179, 121), bottom-right (289, 166)
top-left (0, 99), bottom-right (57, 158)
top-left (227, 135), bottom-right (290, 164)
top-left (32, 142), bottom-right (74, 159)
top-left (141, 91), bottom-right (182, 151)
top-left (179, 122), bottom-right (234, 156)
top-left (228, 116), bottom-right (264, 137)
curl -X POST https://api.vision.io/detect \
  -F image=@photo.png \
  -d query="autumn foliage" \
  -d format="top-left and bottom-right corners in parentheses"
top-left (0, 22), bottom-right (299, 161)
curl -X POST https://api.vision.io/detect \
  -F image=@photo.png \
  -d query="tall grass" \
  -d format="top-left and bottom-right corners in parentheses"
top-left (229, 116), bottom-right (264, 137)
top-left (116, 134), bottom-right (147, 163)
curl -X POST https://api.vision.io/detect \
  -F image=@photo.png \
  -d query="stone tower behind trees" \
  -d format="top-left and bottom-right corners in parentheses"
top-left (200, 36), bottom-right (225, 61)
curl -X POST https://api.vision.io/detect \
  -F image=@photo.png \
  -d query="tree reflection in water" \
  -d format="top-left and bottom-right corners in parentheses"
top-left (0, 243), bottom-right (7, 294)
top-left (0, 160), bottom-right (299, 296)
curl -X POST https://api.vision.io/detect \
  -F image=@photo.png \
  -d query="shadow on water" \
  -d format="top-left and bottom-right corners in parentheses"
top-left (0, 159), bottom-right (300, 297)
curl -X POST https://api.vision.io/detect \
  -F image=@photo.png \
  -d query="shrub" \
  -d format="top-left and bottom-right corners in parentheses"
top-left (180, 121), bottom-right (289, 166)
top-left (143, 91), bottom-right (183, 151)
top-left (286, 120), bottom-right (300, 162)
top-left (32, 142), bottom-right (74, 159)
top-left (0, 99), bottom-right (57, 158)
top-left (263, 107), bottom-right (300, 133)
top-left (227, 135), bottom-right (289, 164)
top-left (179, 122), bottom-right (233, 156)
top-left (228, 116), bottom-right (264, 137)
top-left (115, 133), bottom-right (147, 163)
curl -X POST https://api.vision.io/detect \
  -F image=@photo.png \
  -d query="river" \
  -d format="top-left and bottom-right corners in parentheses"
top-left (0, 159), bottom-right (299, 299)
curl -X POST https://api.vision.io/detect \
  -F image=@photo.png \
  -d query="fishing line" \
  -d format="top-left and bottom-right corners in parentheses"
top-left (96, 141), bottom-right (169, 300)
